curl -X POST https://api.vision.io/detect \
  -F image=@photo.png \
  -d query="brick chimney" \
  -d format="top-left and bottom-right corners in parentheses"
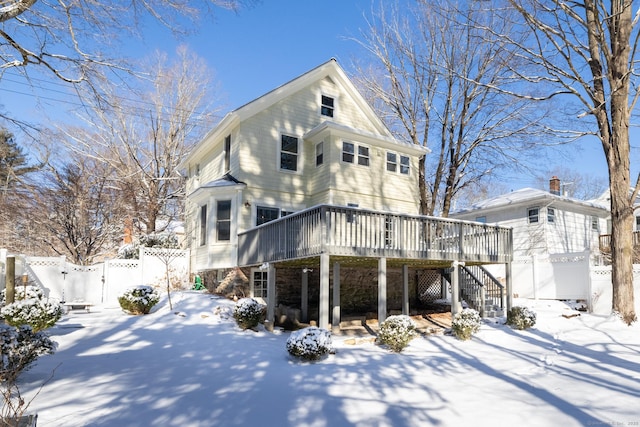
top-left (549, 176), bottom-right (561, 195)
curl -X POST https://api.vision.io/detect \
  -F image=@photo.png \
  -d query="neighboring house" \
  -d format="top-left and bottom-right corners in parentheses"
top-left (181, 59), bottom-right (513, 329)
top-left (451, 177), bottom-right (610, 260)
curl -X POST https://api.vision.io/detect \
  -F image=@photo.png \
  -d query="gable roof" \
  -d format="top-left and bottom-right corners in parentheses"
top-left (453, 187), bottom-right (609, 216)
top-left (183, 59), bottom-right (404, 167)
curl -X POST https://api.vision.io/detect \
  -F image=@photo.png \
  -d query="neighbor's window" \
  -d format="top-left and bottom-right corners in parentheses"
top-left (475, 216), bottom-right (487, 223)
top-left (199, 205), bottom-right (207, 246)
top-left (280, 134), bottom-right (299, 172)
top-left (547, 207), bottom-right (555, 223)
top-left (357, 146), bottom-right (370, 166)
top-left (594, 216), bottom-right (601, 231)
top-left (224, 135), bottom-right (231, 172)
top-left (400, 155), bottom-right (410, 175)
top-left (316, 141), bottom-right (324, 166)
top-left (321, 95), bottom-right (334, 117)
top-left (528, 207), bottom-right (539, 224)
top-left (342, 142), bottom-right (355, 163)
top-left (387, 152), bottom-right (397, 172)
top-left (252, 270), bottom-right (268, 299)
top-left (216, 200), bottom-right (231, 241)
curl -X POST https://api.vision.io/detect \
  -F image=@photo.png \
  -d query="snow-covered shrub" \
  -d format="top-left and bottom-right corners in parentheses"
top-left (140, 232), bottom-right (179, 249)
top-left (451, 309), bottom-right (482, 341)
top-left (1, 299), bottom-right (62, 332)
top-left (1, 286), bottom-right (44, 305)
top-left (506, 306), bottom-right (537, 330)
top-left (233, 298), bottom-right (265, 330)
top-left (117, 243), bottom-right (139, 260)
top-left (0, 324), bottom-right (57, 382)
top-left (286, 327), bottom-right (333, 361)
top-left (377, 315), bottom-right (417, 352)
top-left (118, 286), bottom-right (160, 315)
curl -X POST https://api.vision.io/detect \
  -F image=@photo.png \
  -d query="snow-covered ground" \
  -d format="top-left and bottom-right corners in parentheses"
top-left (19, 291), bottom-right (640, 427)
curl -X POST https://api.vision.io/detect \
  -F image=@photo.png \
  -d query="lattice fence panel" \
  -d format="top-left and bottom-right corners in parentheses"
top-left (417, 270), bottom-right (442, 303)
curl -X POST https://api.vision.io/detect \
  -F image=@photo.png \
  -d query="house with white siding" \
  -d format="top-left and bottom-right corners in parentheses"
top-left (451, 177), bottom-right (610, 259)
top-left (181, 59), bottom-right (513, 330)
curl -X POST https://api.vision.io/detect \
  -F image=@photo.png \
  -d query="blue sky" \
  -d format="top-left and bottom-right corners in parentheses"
top-left (0, 0), bottom-right (612, 190)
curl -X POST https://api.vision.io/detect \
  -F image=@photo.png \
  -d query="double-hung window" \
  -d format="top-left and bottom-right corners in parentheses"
top-left (342, 142), bottom-right (369, 167)
top-left (280, 134), bottom-right (299, 172)
top-left (342, 142), bottom-right (354, 163)
top-left (216, 200), bottom-right (231, 241)
top-left (400, 155), bottom-right (410, 175)
top-left (321, 95), bottom-right (334, 117)
top-left (387, 152), bottom-right (397, 172)
top-left (224, 135), bottom-right (231, 172)
top-left (316, 141), bottom-right (324, 166)
top-left (199, 205), bottom-right (207, 246)
top-left (528, 207), bottom-right (539, 224)
top-left (547, 207), bottom-right (555, 223)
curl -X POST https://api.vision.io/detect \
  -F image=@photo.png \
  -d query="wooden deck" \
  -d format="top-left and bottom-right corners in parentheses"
top-left (238, 204), bottom-right (513, 267)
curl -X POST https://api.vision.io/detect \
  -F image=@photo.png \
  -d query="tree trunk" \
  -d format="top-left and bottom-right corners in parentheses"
top-left (607, 133), bottom-right (636, 324)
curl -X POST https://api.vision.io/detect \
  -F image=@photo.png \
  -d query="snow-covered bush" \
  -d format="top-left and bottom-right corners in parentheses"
top-left (1, 286), bottom-right (44, 305)
top-left (286, 327), bottom-right (333, 361)
top-left (117, 243), bottom-right (139, 260)
top-left (118, 286), bottom-right (160, 315)
top-left (0, 324), bottom-right (57, 382)
top-left (1, 299), bottom-right (63, 332)
top-left (233, 298), bottom-right (265, 330)
top-left (140, 232), bottom-right (180, 249)
top-left (377, 315), bottom-right (417, 352)
top-left (451, 309), bottom-right (482, 341)
top-left (506, 306), bottom-right (537, 330)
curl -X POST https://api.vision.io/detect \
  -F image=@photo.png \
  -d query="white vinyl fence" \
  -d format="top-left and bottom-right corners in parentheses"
top-left (485, 250), bottom-right (640, 316)
top-left (0, 248), bottom-right (190, 307)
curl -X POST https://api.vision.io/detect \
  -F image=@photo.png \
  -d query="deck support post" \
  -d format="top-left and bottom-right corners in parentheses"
top-left (505, 261), bottom-right (513, 312)
top-left (451, 261), bottom-right (462, 316)
top-left (319, 253), bottom-right (330, 330)
top-left (332, 262), bottom-right (341, 332)
top-left (402, 264), bottom-right (409, 315)
top-left (266, 264), bottom-right (276, 325)
top-left (378, 257), bottom-right (387, 325)
top-left (301, 270), bottom-right (309, 323)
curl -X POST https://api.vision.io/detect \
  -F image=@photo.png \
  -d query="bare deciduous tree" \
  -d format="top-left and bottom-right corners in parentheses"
top-left (58, 46), bottom-right (218, 235)
top-left (500, 0), bottom-right (637, 324)
top-left (34, 155), bottom-right (124, 265)
top-left (354, 0), bottom-right (552, 216)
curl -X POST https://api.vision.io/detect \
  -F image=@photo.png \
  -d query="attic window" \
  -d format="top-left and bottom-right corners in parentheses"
top-left (547, 207), bottom-right (555, 223)
top-left (321, 95), bottom-right (334, 117)
top-left (528, 207), bottom-right (539, 224)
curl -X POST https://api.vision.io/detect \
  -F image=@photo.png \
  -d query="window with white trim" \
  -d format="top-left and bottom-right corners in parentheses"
top-left (387, 152), bottom-right (397, 172)
top-left (528, 207), bottom-right (539, 224)
top-left (199, 205), bottom-right (207, 246)
top-left (316, 141), bottom-right (324, 167)
top-left (321, 95), bottom-right (334, 117)
top-left (400, 155), bottom-right (410, 175)
top-left (224, 135), bottom-right (231, 172)
top-left (342, 142), bottom-right (354, 163)
top-left (252, 270), bottom-right (268, 299)
top-left (256, 206), bottom-right (294, 226)
top-left (593, 216), bottom-right (601, 231)
top-left (342, 142), bottom-right (369, 167)
top-left (357, 146), bottom-right (370, 166)
top-left (216, 200), bottom-right (231, 241)
top-left (280, 134), bottom-right (299, 172)
top-left (547, 207), bottom-right (555, 223)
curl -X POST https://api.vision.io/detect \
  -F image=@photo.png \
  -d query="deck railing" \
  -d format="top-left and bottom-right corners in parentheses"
top-left (237, 205), bottom-right (513, 266)
top-left (599, 231), bottom-right (640, 253)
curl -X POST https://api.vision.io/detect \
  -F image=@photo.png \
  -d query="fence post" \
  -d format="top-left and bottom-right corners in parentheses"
top-left (5, 256), bottom-right (15, 304)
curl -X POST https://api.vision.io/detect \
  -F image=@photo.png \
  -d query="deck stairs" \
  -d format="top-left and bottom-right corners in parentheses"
top-left (443, 265), bottom-right (505, 318)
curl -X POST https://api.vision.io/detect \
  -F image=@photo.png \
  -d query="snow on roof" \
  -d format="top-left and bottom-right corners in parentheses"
top-left (454, 187), bottom-right (609, 215)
